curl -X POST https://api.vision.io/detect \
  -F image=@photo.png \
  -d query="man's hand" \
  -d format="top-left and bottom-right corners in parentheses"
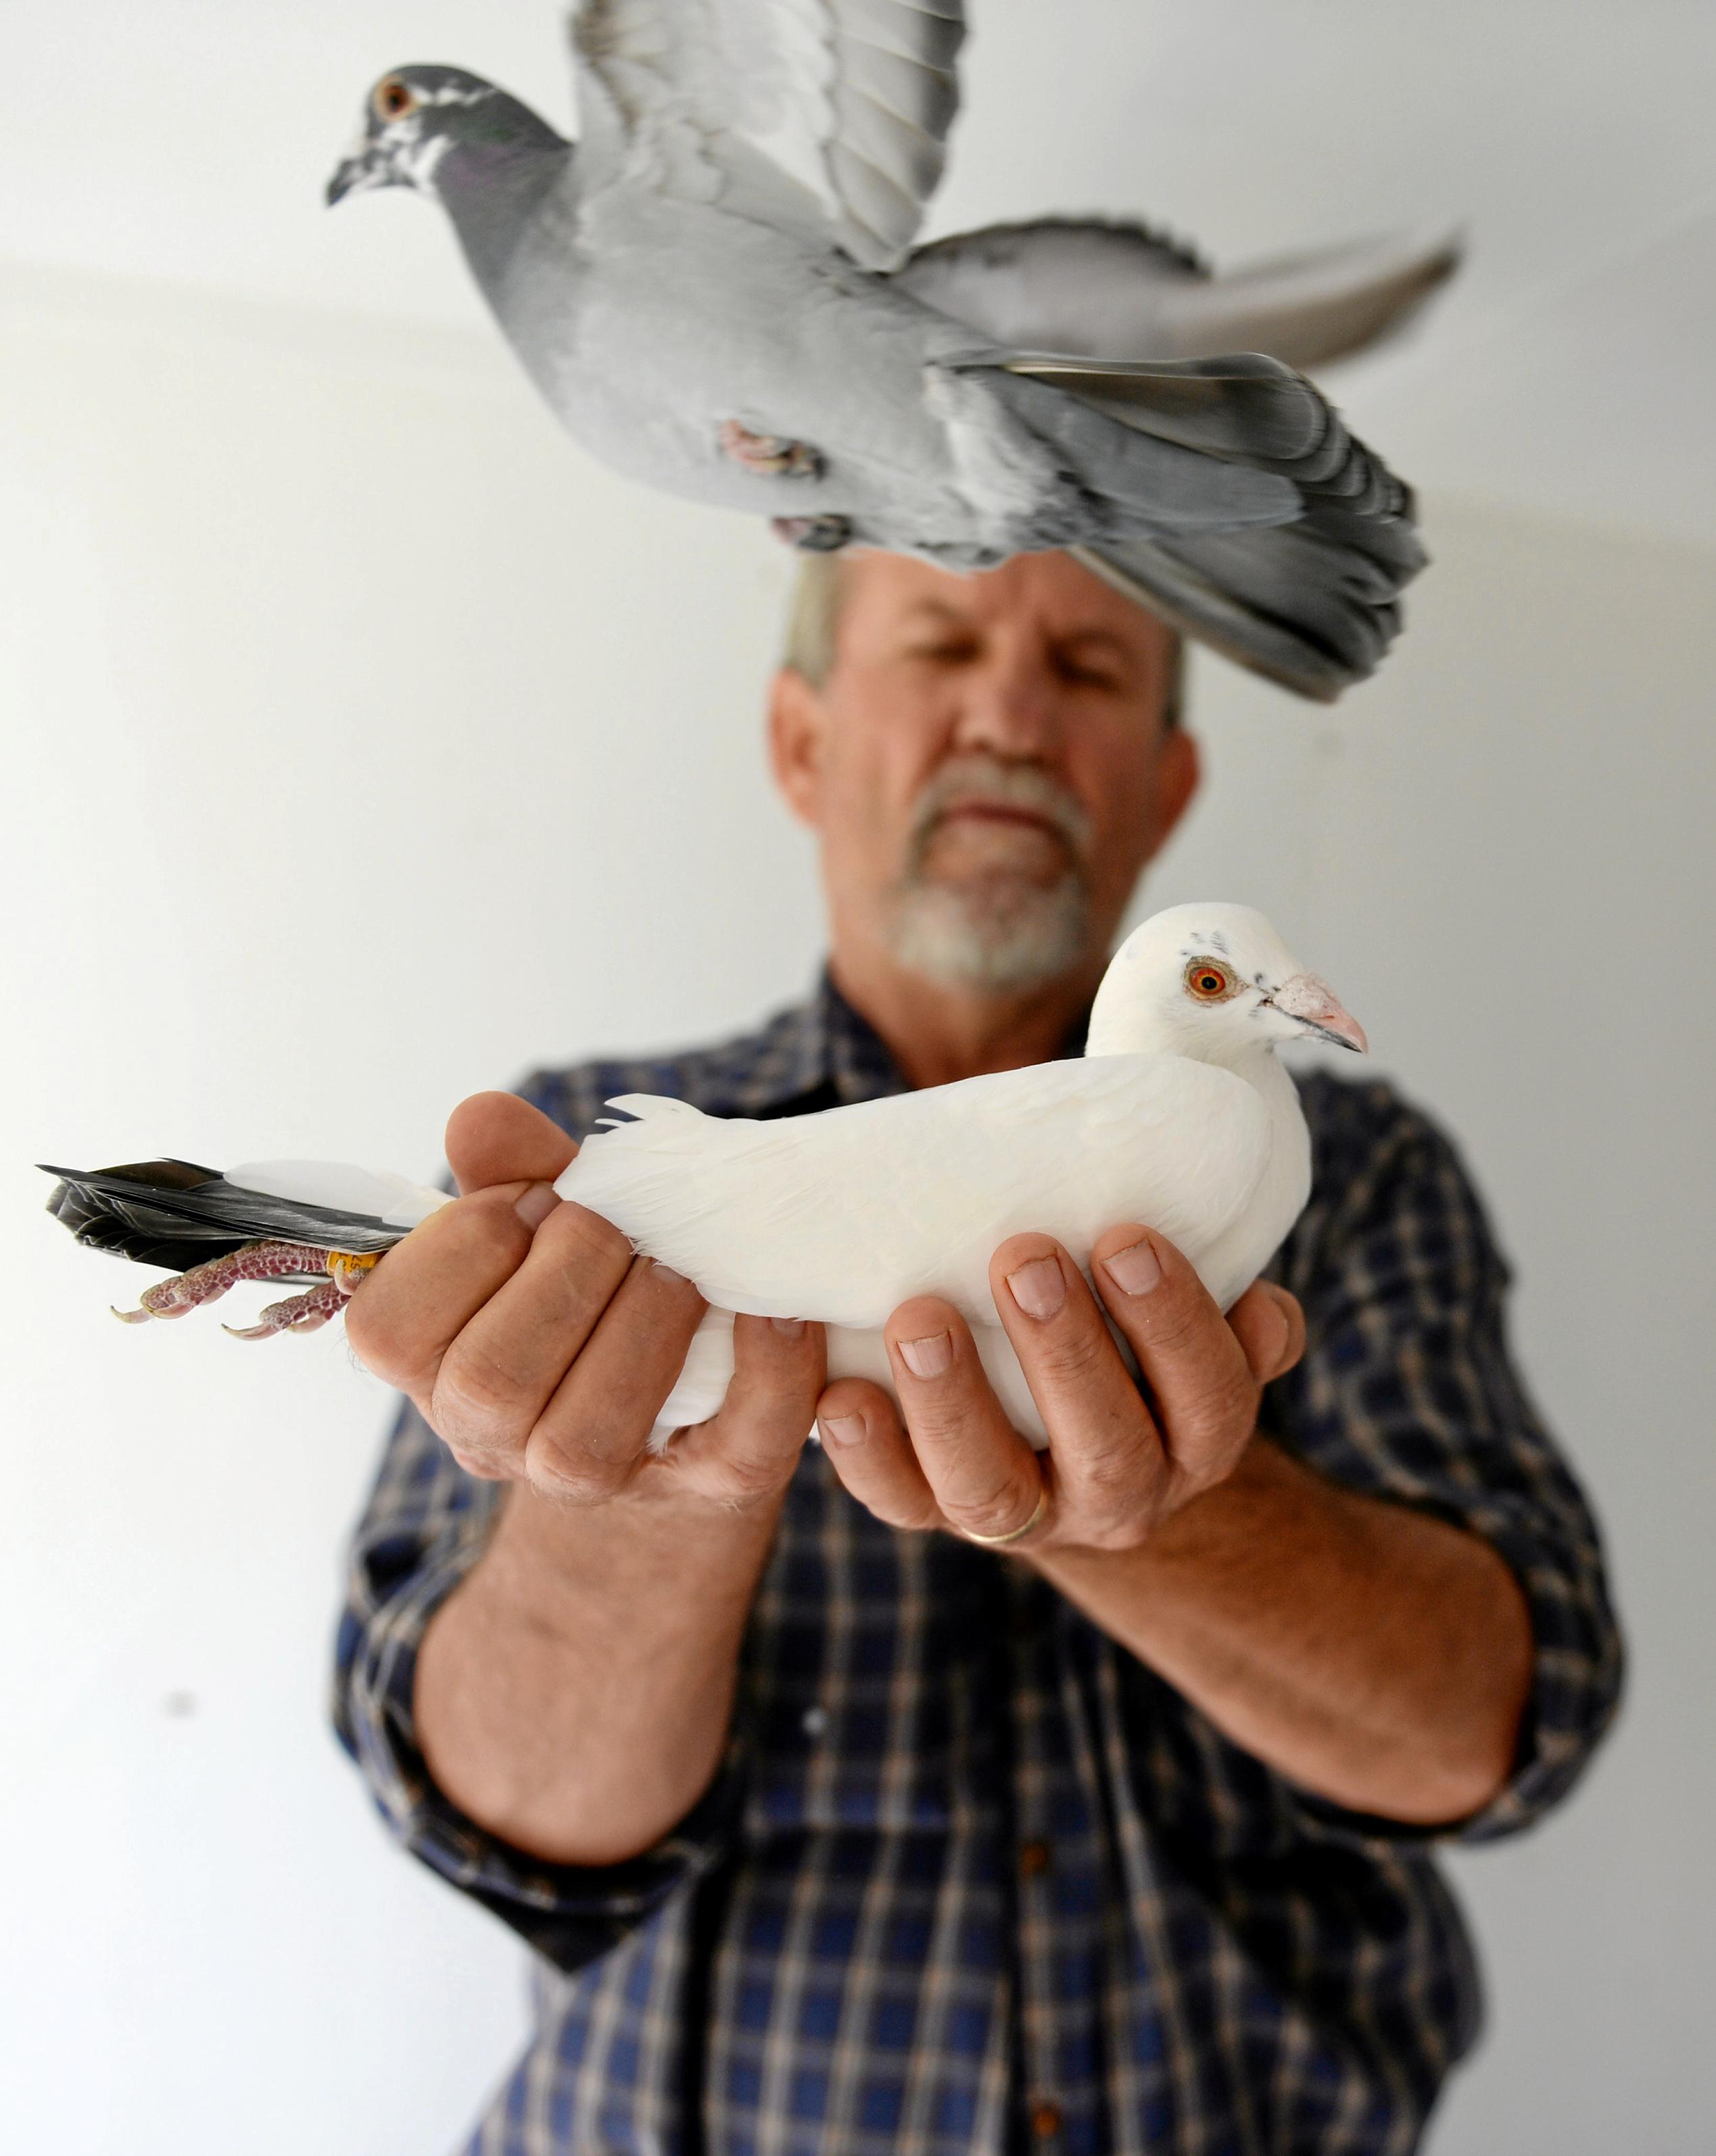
top-left (816, 1220), bottom-right (1529, 1824)
top-left (813, 1224), bottom-right (1304, 1553)
top-left (345, 1090), bottom-right (826, 1513)
top-left (350, 1090), bottom-right (828, 1867)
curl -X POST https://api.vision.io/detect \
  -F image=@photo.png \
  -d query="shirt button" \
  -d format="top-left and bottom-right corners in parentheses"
top-left (1030, 2099), bottom-right (1064, 2140)
top-left (1018, 1838), bottom-right (1051, 1879)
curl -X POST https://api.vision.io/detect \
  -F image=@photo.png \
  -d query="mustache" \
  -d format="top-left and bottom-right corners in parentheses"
top-left (905, 757), bottom-right (1093, 865)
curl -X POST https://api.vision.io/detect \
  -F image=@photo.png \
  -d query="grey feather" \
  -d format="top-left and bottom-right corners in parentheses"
top-left (1003, 352), bottom-right (1333, 465)
top-left (950, 360), bottom-right (1302, 536)
top-left (896, 220), bottom-right (1462, 370)
top-left (566, 0), bottom-right (966, 268)
top-left (1076, 521), bottom-right (1412, 704)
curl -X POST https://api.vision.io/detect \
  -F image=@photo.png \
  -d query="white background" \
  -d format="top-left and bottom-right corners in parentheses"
top-left (2, 5), bottom-right (1712, 2151)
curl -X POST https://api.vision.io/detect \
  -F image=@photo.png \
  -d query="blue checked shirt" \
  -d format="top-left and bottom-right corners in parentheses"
top-left (335, 976), bottom-right (1621, 2156)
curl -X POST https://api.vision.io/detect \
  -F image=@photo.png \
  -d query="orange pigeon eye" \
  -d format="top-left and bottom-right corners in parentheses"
top-left (1185, 959), bottom-right (1237, 1001)
top-left (374, 76), bottom-right (419, 123)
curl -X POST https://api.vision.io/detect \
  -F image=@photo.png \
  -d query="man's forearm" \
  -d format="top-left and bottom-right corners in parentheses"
top-left (415, 1484), bottom-right (783, 1867)
top-left (1029, 1437), bottom-right (1534, 1825)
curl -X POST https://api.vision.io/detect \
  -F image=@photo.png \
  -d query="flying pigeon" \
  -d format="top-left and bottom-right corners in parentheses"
top-left (42, 905), bottom-right (1365, 1444)
top-left (323, 5), bottom-right (1457, 700)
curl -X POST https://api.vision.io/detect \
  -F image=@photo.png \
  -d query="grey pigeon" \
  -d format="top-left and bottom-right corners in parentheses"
top-left (327, 5), bottom-right (1458, 699)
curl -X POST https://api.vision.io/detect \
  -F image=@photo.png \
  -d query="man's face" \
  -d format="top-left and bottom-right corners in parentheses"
top-left (771, 550), bottom-right (1197, 993)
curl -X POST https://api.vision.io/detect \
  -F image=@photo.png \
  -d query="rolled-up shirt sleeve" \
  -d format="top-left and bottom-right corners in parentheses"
top-left (333, 1395), bottom-right (743, 1971)
top-left (1268, 1078), bottom-right (1624, 1845)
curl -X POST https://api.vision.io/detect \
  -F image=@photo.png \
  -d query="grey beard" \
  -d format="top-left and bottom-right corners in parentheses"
top-left (884, 870), bottom-right (1093, 992)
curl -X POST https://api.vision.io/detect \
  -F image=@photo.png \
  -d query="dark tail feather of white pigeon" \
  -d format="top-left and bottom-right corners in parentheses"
top-left (41, 1160), bottom-right (411, 1271)
top-left (960, 351), bottom-right (1422, 700)
top-left (41, 1159), bottom-right (448, 1336)
top-left (895, 220), bottom-right (1462, 373)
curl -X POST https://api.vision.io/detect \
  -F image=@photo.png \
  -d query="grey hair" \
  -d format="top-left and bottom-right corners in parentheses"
top-left (779, 552), bottom-right (1184, 726)
top-left (781, 553), bottom-right (847, 688)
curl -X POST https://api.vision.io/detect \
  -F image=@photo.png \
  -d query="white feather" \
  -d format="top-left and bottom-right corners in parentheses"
top-left (570, 1057), bottom-right (1271, 1327)
top-left (226, 1161), bottom-right (451, 1230)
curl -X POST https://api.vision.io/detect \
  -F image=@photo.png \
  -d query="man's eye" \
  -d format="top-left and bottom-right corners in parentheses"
top-left (910, 641), bottom-right (978, 665)
top-left (1055, 654), bottom-right (1122, 689)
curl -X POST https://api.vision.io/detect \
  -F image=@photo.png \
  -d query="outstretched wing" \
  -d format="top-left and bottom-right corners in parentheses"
top-left (556, 1054), bottom-right (1272, 1326)
top-left (894, 220), bottom-right (1462, 372)
top-left (566, 0), bottom-right (966, 266)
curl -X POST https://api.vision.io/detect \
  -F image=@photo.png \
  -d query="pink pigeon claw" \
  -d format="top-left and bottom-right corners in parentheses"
top-left (224, 1278), bottom-right (357, 1340)
top-left (112, 1240), bottom-right (341, 1324)
top-left (717, 420), bottom-right (825, 479)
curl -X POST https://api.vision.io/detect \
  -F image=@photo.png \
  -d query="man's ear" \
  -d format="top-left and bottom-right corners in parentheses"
top-left (767, 667), bottom-right (829, 829)
top-left (1144, 727), bottom-right (1201, 861)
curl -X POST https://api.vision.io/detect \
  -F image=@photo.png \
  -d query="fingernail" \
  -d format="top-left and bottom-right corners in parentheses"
top-left (1103, 1239), bottom-right (1162, 1296)
top-left (819, 1413), bottom-right (864, 1447)
top-left (898, 1331), bottom-right (952, 1380)
top-left (771, 1316), bottom-right (806, 1337)
top-left (1256, 1292), bottom-right (1291, 1374)
top-left (1006, 1254), bottom-right (1065, 1320)
top-left (515, 1182), bottom-right (559, 1229)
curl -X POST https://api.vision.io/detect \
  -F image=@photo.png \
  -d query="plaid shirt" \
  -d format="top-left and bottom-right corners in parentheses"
top-left (335, 976), bottom-right (1621, 2156)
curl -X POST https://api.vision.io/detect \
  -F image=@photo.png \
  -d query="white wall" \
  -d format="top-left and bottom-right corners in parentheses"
top-left (3, 251), bottom-right (1712, 2155)
top-left (1164, 499), bottom-right (1716, 2155)
top-left (0, 262), bottom-right (817, 2156)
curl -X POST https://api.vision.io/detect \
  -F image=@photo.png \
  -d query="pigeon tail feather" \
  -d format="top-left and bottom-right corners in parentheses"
top-left (956, 350), bottom-right (1421, 697)
top-left (1074, 531), bottom-right (1391, 702)
top-left (39, 1160), bottom-right (425, 1270)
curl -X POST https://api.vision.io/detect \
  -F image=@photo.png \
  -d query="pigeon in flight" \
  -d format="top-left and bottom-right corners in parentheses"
top-left (324, 4), bottom-right (1456, 700)
top-left (43, 905), bottom-right (1365, 1443)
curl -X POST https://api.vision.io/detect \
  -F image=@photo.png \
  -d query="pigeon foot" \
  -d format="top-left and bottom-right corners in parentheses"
top-left (718, 421), bottom-right (824, 479)
top-left (771, 514), bottom-right (853, 552)
top-left (113, 1240), bottom-right (379, 1330)
top-left (224, 1278), bottom-right (356, 1339)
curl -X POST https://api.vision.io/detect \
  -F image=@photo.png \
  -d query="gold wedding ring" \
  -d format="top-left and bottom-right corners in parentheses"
top-left (959, 1487), bottom-right (1049, 1548)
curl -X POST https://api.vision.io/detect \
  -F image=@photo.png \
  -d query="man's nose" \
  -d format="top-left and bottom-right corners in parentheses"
top-left (950, 651), bottom-right (1061, 759)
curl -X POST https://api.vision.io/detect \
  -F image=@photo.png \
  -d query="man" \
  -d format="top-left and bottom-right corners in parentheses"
top-left (336, 550), bottom-right (1620, 2156)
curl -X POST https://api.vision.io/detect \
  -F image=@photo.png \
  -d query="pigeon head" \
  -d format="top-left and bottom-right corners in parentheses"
top-left (326, 66), bottom-right (565, 207)
top-left (1086, 903), bottom-right (1367, 1063)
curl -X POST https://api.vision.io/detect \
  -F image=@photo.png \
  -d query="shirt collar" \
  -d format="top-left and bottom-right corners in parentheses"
top-left (776, 968), bottom-right (1091, 1109)
top-left (813, 970), bottom-right (911, 1105)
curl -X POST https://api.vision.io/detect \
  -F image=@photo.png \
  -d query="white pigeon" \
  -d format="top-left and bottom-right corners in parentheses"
top-left (560, 903), bottom-right (1364, 1443)
top-left (323, 5), bottom-right (1456, 700)
top-left (45, 906), bottom-right (1365, 1447)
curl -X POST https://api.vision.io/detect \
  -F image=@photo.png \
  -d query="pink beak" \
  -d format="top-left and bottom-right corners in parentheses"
top-left (1271, 974), bottom-right (1368, 1054)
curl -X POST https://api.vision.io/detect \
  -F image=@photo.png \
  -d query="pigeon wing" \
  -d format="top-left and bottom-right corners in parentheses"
top-left (936, 345), bottom-right (1420, 700)
top-left (566, 0), bottom-right (966, 266)
top-left (557, 1054), bottom-right (1272, 1326)
top-left (895, 221), bottom-right (1461, 371)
